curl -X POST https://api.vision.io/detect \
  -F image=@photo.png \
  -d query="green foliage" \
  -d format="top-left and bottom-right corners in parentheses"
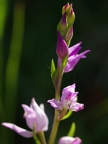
top-left (51, 59), bottom-right (56, 80)
top-left (61, 110), bottom-right (73, 120)
top-left (67, 122), bottom-right (76, 137)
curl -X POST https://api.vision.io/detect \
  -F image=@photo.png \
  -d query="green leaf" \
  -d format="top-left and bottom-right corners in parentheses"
top-left (61, 110), bottom-right (73, 120)
top-left (51, 59), bottom-right (56, 79)
top-left (67, 122), bottom-right (76, 137)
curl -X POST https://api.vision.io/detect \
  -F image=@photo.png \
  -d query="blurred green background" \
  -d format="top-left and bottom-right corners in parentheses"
top-left (0, 0), bottom-right (108, 144)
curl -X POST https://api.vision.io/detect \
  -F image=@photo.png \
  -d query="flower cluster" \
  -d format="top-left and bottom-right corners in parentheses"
top-left (2, 3), bottom-right (90, 144)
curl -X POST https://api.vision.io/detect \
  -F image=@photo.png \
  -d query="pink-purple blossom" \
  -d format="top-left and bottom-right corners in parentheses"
top-left (57, 33), bottom-right (90, 72)
top-left (2, 98), bottom-right (49, 138)
top-left (58, 136), bottom-right (82, 144)
top-left (48, 84), bottom-right (84, 111)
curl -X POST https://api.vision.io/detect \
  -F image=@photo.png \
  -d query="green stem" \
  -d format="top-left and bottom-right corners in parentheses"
top-left (48, 68), bottom-right (63, 144)
top-left (48, 110), bottom-right (59, 144)
top-left (55, 68), bottom-right (63, 100)
top-left (33, 134), bottom-right (41, 144)
top-left (38, 131), bottom-right (47, 144)
top-left (33, 125), bottom-right (41, 144)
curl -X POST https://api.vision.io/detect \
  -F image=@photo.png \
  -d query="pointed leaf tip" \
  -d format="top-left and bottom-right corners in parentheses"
top-left (61, 110), bottom-right (73, 120)
top-left (51, 59), bottom-right (56, 79)
top-left (67, 122), bottom-right (76, 137)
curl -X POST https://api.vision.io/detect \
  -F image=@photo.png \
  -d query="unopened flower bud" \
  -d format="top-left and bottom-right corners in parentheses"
top-left (56, 31), bottom-right (68, 59)
top-left (57, 3), bottom-right (75, 45)
top-left (62, 3), bottom-right (75, 25)
top-left (65, 26), bottom-right (73, 45)
top-left (57, 12), bottom-right (67, 33)
top-left (62, 3), bottom-right (72, 16)
top-left (67, 9), bottom-right (75, 26)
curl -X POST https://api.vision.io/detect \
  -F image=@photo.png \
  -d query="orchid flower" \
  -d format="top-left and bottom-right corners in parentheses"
top-left (56, 31), bottom-right (90, 72)
top-left (48, 84), bottom-right (84, 111)
top-left (2, 98), bottom-right (49, 138)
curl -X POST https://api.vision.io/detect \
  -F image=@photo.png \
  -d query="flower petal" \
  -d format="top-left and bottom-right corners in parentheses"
top-left (2, 123), bottom-right (33, 138)
top-left (64, 50), bottom-right (90, 73)
top-left (70, 102), bottom-right (84, 111)
top-left (62, 84), bottom-right (76, 95)
top-left (61, 84), bottom-right (78, 101)
top-left (58, 136), bottom-right (82, 144)
top-left (40, 103), bottom-right (45, 111)
top-left (25, 113), bottom-right (37, 131)
top-left (22, 104), bottom-right (34, 115)
top-left (22, 104), bottom-right (38, 130)
top-left (69, 42), bottom-right (82, 56)
top-left (30, 98), bottom-right (49, 132)
top-left (47, 98), bottom-right (63, 110)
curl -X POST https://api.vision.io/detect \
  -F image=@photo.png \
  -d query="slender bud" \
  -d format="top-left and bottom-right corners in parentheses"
top-left (56, 31), bottom-right (68, 59)
top-left (62, 3), bottom-right (75, 25)
top-left (67, 9), bottom-right (75, 26)
top-left (62, 3), bottom-right (72, 15)
top-left (57, 12), bottom-right (67, 33)
top-left (57, 3), bottom-right (75, 45)
top-left (65, 26), bottom-right (73, 45)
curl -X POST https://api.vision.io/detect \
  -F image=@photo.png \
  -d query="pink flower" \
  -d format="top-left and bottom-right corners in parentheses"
top-left (48, 84), bottom-right (84, 111)
top-left (2, 98), bottom-right (49, 138)
top-left (57, 41), bottom-right (90, 73)
top-left (58, 136), bottom-right (82, 144)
